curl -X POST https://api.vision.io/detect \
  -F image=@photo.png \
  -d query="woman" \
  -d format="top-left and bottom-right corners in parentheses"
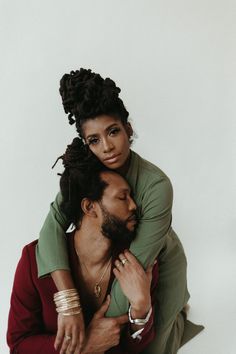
top-left (36, 68), bottom-right (203, 354)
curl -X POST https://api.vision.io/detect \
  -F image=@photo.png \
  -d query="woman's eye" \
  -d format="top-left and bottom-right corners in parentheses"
top-left (88, 138), bottom-right (99, 145)
top-left (109, 128), bottom-right (120, 136)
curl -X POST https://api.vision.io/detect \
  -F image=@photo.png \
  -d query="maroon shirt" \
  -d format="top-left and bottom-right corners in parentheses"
top-left (7, 237), bottom-right (158, 354)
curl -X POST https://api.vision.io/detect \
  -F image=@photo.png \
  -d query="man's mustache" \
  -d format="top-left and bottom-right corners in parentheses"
top-left (127, 211), bottom-right (138, 223)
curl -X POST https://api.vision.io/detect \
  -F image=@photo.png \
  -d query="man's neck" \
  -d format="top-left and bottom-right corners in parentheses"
top-left (74, 219), bottom-right (112, 268)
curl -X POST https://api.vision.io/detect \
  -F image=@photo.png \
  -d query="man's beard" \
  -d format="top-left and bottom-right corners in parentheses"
top-left (100, 204), bottom-right (137, 245)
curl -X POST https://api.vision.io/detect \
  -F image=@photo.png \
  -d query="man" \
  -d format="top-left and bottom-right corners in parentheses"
top-left (7, 149), bottom-right (158, 354)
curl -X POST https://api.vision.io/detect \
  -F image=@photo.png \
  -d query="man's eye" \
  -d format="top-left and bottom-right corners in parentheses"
top-left (118, 196), bottom-right (127, 200)
top-left (109, 128), bottom-right (120, 136)
top-left (88, 138), bottom-right (99, 145)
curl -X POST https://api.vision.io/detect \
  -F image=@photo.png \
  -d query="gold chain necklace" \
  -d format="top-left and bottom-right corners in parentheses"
top-left (76, 251), bottom-right (112, 298)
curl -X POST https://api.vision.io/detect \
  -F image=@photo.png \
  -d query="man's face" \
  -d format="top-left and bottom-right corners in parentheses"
top-left (97, 171), bottom-right (137, 243)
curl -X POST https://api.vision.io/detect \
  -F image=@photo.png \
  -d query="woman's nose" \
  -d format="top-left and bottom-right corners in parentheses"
top-left (102, 138), bottom-right (114, 153)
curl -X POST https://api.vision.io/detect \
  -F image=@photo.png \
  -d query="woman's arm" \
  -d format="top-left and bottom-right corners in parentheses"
top-left (107, 177), bottom-right (172, 316)
top-left (36, 192), bottom-right (70, 277)
top-left (36, 192), bottom-right (85, 353)
top-left (112, 250), bottom-right (159, 353)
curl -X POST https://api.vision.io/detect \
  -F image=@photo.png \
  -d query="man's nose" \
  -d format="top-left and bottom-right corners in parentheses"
top-left (102, 138), bottom-right (114, 153)
top-left (128, 196), bottom-right (137, 211)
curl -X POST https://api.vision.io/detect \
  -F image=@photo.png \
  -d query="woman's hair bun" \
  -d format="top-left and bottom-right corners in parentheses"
top-left (59, 68), bottom-right (129, 135)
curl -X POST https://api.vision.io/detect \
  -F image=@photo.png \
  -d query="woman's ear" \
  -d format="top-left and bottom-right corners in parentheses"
top-left (81, 198), bottom-right (97, 217)
top-left (125, 122), bottom-right (133, 140)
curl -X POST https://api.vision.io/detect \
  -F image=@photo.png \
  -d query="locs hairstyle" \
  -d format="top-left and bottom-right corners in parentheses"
top-left (59, 137), bottom-right (108, 228)
top-left (59, 68), bottom-right (129, 137)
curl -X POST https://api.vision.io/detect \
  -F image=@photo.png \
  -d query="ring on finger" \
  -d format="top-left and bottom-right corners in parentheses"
top-left (64, 334), bottom-right (72, 341)
top-left (121, 258), bottom-right (128, 265)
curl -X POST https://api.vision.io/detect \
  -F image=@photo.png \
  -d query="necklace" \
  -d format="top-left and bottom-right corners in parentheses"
top-left (76, 251), bottom-right (112, 298)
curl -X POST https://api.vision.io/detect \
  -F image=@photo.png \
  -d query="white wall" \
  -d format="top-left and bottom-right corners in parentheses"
top-left (1, 1), bottom-right (235, 353)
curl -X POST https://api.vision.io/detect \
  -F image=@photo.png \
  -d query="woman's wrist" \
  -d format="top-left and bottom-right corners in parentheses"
top-left (51, 270), bottom-right (75, 290)
top-left (130, 297), bottom-right (151, 319)
top-left (130, 305), bottom-right (151, 320)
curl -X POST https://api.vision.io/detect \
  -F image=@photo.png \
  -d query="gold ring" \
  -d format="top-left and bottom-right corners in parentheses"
top-left (65, 335), bottom-right (72, 341)
top-left (121, 258), bottom-right (128, 265)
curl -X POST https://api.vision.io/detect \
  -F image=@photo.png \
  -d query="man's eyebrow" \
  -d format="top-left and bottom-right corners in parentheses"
top-left (86, 123), bottom-right (119, 139)
top-left (117, 187), bottom-right (131, 194)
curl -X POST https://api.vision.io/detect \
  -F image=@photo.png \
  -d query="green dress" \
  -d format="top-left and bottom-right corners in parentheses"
top-left (36, 150), bottom-right (203, 354)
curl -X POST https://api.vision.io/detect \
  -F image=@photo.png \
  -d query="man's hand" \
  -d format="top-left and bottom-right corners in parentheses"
top-left (82, 295), bottom-right (128, 354)
top-left (54, 312), bottom-right (85, 354)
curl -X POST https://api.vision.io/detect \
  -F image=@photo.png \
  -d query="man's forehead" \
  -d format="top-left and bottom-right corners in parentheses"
top-left (100, 171), bottom-right (130, 193)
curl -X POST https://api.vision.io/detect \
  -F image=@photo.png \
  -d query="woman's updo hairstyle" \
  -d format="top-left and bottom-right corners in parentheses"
top-left (59, 68), bottom-right (129, 137)
top-left (59, 137), bottom-right (108, 228)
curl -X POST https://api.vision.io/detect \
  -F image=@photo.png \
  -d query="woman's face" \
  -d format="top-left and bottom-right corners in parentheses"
top-left (82, 115), bottom-right (132, 171)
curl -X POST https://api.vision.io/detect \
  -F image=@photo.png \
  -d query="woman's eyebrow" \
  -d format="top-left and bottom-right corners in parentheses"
top-left (86, 124), bottom-right (119, 139)
top-left (105, 123), bottom-right (119, 132)
top-left (86, 133), bottom-right (98, 139)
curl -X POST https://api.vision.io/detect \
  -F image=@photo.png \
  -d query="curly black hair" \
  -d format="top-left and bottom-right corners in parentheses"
top-left (59, 68), bottom-right (129, 137)
top-left (59, 137), bottom-right (109, 228)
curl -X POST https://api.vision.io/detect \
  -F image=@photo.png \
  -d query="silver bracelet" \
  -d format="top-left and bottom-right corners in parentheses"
top-left (128, 306), bottom-right (152, 325)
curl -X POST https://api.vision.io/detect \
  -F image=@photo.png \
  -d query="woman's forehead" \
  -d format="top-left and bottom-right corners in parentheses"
top-left (82, 115), bottom-right (121, 136)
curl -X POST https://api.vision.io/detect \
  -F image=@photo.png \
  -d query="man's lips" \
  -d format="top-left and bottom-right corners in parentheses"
top-left (127, 215), bottom-right (137, 223)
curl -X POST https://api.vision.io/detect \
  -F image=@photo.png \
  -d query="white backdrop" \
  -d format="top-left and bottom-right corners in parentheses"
top-left (1, 1), bottom-right (235, 353)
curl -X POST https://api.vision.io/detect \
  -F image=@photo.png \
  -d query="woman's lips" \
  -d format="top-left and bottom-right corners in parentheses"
top-left (104, 154), bottom-right (121, 164)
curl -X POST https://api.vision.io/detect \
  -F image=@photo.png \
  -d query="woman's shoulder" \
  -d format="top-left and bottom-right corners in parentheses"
top-left (131, 150), bottom-right (171, 184)
top-left (128, 151), bottom-right (173, 203)
top-left (129, 150), bottom-right (173, 213)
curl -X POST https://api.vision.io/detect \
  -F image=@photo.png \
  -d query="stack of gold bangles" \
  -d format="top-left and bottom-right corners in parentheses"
top-left (54, 289), bottom-right (82, 316)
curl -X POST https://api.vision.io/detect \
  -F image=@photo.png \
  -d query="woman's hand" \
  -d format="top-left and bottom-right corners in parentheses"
top-left (54, 312), bottom-right (85, 354)
top-left (81, 295), bottom-right (128, 354)
top-left (113, 250), bottom-right (154, 316)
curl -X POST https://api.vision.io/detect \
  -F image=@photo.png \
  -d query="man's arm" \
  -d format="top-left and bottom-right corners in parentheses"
top-left (7, 245), bottom-right (59, 354)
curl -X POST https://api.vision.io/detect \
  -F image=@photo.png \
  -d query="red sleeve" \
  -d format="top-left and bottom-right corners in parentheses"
top-left (108, 261), bottom-right (158, 354)
top-left (7, 245), bottom-right (59, 354)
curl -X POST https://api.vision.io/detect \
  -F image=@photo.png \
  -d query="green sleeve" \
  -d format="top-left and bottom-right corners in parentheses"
top-left (106, 177), bottom-right (173, 316)
top-left (36, 192), bottom-right (71, 277)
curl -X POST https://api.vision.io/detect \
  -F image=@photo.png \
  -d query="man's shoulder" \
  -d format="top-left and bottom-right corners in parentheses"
top-left (22, 239), bottom-right (38, 253)
top-left (20, 240), bottom-right (38, 268)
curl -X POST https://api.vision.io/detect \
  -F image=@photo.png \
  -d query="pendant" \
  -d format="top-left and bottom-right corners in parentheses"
top-left (94, 284), bottom-right (101, 298)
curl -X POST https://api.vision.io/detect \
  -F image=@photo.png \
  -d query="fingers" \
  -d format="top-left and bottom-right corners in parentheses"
top-left (59, 334), bottom-right (72, 354)
top-left (67, 326), bottom-right (79, 353)
top-left (54, 324), bottom-right (65, 350)
top-left (114, 259), bottom-right (125, 273)
top-left (94, 295), bottom-right (111, 319)
top-left (123, 250), bottom-right (139, 265)
top-left (116, 314), bottom-right (129, 325)
top-left (113, 267), bottom-right (121, 280)
top-left (77, 328), bottom-right (85, 353)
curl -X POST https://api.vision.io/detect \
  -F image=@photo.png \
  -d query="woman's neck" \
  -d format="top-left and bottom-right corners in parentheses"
top-left (115, 150), bottom-right (131, 176)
